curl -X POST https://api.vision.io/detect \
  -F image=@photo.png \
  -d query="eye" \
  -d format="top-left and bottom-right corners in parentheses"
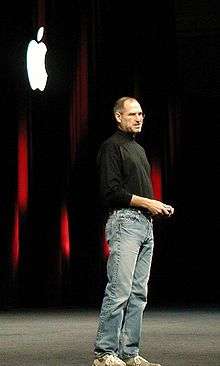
top-left (128, 112), bottom-right (145, 118)
top-left (129, 113), bottom-right (136, 117)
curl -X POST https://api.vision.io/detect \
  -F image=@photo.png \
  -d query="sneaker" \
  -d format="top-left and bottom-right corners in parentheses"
top-left (124, 355), bottom-right (161, 366)
top-left (93, 355), bottom-right (126, 366)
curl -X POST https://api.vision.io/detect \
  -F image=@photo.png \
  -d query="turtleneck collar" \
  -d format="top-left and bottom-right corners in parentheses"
top-left (116, 129), bottom-right (136, 141)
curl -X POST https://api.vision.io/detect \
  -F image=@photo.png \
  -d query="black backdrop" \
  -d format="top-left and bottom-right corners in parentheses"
top-left (0, 0), bottom-right (219, 309)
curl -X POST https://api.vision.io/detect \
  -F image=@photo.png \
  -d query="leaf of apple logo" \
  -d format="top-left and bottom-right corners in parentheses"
top-left (26, 27), bottom-right (48, 91)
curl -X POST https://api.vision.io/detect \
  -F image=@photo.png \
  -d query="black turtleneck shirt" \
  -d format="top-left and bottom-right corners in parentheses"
top-left (97, 129), bottom-right (154, 210)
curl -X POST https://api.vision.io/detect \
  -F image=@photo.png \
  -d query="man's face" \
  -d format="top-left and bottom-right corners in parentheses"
top-left (115, 100), bottom-right (145, 134)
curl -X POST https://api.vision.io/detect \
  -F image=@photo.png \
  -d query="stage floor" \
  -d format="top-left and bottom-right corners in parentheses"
top-left (0, 307), bottom-right (219, 366)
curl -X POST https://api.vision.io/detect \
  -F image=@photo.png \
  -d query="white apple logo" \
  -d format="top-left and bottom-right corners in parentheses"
top-left (26, 27), bottom-right (48, 91)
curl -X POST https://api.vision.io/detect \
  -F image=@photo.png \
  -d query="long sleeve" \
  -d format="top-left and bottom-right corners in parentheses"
top-left (97, 141), bottom-right (132, 208)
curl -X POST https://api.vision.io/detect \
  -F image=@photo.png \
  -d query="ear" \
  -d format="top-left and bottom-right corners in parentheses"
top-left (115, 112), bottom-right (121, 124)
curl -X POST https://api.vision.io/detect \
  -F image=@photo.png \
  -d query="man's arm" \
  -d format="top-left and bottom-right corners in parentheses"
top-left (97, 142), bottom-right (132, 208)
top-left (130, 194), bottom-right (174, 217)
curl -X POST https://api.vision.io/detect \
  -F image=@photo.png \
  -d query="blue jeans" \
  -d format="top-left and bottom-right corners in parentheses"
top-left (94, 208), bottom-right (154, 359)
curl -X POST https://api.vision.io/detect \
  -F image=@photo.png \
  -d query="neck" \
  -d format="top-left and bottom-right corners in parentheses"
top-left (118, 127), bottom-right (136, 136)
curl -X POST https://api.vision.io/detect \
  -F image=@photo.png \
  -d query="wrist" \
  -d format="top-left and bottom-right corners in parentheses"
top-left (130, 195), bottom-right (151, 209)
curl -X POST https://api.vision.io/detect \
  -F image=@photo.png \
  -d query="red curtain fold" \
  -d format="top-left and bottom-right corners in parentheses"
top-left (18, 119), bottom-right (29, 213)
top-left (151, 159), bottom-right (162, 201)
top-left (60, 204), bottom-right (70, 259)
top-left (37, 0), bottom-right (46, 28)
top-left (69, 13), bottom-right (88, 163)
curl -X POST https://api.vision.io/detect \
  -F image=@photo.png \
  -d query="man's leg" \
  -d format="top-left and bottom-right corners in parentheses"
top-left (118, 217), bottom-right (154, 359)
top-left (94, 210), bottom-right (146, 359)
top-left (118, 218), bottom-right (161, 366)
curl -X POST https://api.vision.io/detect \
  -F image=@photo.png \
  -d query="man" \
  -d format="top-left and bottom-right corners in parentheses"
top-left (93, 97), bottom-right (174, 366)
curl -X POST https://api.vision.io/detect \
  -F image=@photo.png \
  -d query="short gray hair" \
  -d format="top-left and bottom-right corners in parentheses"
top-left (113, 97), bottom-right (137, 115)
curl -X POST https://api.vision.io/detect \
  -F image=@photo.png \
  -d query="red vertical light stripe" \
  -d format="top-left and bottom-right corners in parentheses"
top-left (69, 14), bottom-right (88, 163)
top-left (151, 160), bottom-right (162, 200)
top-left (103, 232), bottom-right (110, 259)
top-left (60, 205), bottom-right (70, 259)
top-left (18, 121), bottom-right (28, 213)
top-left (11, 204), bottom-right (19, 271)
